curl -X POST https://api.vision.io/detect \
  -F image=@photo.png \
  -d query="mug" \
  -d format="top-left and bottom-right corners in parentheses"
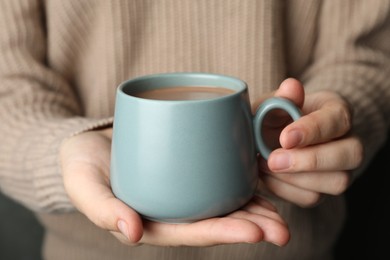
top-left (110, 72), bottom-right (301, 223)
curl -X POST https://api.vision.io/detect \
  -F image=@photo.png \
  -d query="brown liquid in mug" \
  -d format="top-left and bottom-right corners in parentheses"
top-left (133, 86), bottom-right (235, 101)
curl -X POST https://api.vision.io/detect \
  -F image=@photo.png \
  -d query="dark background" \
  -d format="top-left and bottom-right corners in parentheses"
top-left (0, 192), bottom-right (43, 260)
top-left (334, 136), bottom-right (390, 259)
top-left (0, 138), bottom-right (389, 260)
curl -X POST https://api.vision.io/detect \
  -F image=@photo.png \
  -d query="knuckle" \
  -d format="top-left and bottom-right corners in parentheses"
top-left (330, 171), bottom-right (350, 195)
top-left (338, 102), bottom-right (352, 133)
top-left (350, 137), bottom-right (364, 168)
top-left (94, 211), bottom-right (110, 228)
top-left (299, 193), bottom-right (322, 208)
top-left (296, 151), bottom-right (319, 172)
top-left (307, 152), bottom-right (320, 170)
top-left (325, 91), bottom-right (353, 134)
top-left (307, 113), bottom-right (323, 141)
top-left (91, 199), bottom-right (117, 230)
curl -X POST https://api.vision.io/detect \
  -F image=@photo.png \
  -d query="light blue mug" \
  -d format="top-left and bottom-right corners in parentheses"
top-left (111, 72), bottom-right (301, 223)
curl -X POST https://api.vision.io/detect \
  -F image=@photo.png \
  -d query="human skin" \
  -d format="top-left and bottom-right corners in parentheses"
top-left (60, 78), bottom-right (362, 246)
top-left (60, 127), bottom-right (289, 247)
top-left (258, 78), bottom-right (362, 208)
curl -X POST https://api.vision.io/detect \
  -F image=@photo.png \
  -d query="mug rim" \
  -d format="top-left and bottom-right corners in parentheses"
top-left (117, 72), bottom-right (248, 103)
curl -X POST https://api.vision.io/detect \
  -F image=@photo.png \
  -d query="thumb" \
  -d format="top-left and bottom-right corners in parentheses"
top-left (63, 162), bottom-right (144, 244)
top-left (251, 78), bottom-right (304, 113)
top-left (274, 78), bottom-right (305, 108)
top-left (275, 78), bottom-right (305, 149)
top-left (92, 196), bottom-right (144, 244)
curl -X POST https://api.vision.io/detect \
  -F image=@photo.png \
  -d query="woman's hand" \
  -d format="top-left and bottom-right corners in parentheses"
top-left (60, 128), bottom-right (290, 247)
top-left (255, 78), bottom-right (363, 207)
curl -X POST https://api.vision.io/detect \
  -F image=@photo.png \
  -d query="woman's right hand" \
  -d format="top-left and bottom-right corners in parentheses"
top-left (60, 128), bottom-right (290, 247)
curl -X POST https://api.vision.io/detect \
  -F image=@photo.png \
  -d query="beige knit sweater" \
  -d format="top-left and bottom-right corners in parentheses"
top-left (1, 0), bottom-right (390, 259)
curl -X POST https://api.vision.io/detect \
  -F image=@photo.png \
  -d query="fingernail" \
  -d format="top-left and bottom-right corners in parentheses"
top-left (271, 241), bottom-right (283, 247)
top-left (270, 153), bottom-right (291, 171)
top-left (117, 219), bottom-right (130, 240)
top-left (286, 130), bottom-right (302, 147)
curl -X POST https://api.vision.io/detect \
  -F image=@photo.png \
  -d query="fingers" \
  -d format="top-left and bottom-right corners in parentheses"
top-left (274, 78), bottom-right (305, 108)
top-left (280, 91), bottom-right (352, 149)
top-left (267, 171), bottom-right (350, 196)
top-left (61, 130), bottom-right (291, 248)
top-left (255, 79), bottom-right (361, 209)
top-left (61, 130), bottom-right (144, 244)
top-left (90, 196), bottom-right (144, 244)
top-left (254, 79), bottom-right (353, 150)
top-left (264, 136), bottom-right (361, 199)
top-left (232, 198), bottom-right (290, 246)
top-left (138, 196), bottom-right (290, 247)
top-left (261, 157), bottom-right (352, 196)
top-left (140, 217), bottom-right (263, 246)
top-left (262, 174), bottom-right (324, 207)
top-left (268, 136), bottom-right (363, 172)
top-left (251, 78), bottom-right (304, 113)
top-left (63, 160), bottom-right (144, 243)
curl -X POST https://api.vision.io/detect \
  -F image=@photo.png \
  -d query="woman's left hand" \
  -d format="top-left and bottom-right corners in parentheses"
top-left (255, 78), bottom-right (363, 207)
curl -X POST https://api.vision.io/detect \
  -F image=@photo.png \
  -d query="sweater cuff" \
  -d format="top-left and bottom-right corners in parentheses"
top-left (3, 117), bottom-right (113, 213)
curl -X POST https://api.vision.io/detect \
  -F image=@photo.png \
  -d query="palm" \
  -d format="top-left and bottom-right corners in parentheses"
top-left (60, 128), bottom-right (289, 247)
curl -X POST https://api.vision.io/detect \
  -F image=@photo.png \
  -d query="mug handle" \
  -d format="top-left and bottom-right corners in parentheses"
top-left (253, 97), bottom-right (302, 159)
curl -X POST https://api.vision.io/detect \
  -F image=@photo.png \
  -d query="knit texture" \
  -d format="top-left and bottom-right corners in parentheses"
top-left (1, 0), bottom-right (389, 259)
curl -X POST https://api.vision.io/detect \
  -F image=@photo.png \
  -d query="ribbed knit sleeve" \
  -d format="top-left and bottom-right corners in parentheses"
top-left (0, 0), bottom-right (112, 212)
top-left (301, 0), bottom-right (390, 179)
